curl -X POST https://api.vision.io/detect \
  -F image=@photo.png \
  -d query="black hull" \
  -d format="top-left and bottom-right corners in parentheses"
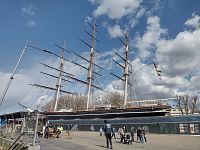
top-left (43, 106), bottom-right (170, 120)
top-left (45, 111), bottom-right (168, 120)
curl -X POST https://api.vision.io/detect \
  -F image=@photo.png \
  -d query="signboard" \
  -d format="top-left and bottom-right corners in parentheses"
top-left (194, 124), bottom-right (199, 134)
top-left (189, 124), bottom-right (199, 134)
top-left (180, 123), bottom-right (199, 134)
top-left (190, 124), bottom-right (195, 133)
top-left (179, 124), bottom-right (184, 133)
top-left (179, 124), bottom-right (189, 134)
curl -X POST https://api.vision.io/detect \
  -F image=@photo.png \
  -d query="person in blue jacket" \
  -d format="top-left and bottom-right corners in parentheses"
top-left (103, 120), bottom-right (113, 149)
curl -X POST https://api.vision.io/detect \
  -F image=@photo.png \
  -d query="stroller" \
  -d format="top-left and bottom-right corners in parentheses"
top-left (124, 134), bottom-right (132, 145)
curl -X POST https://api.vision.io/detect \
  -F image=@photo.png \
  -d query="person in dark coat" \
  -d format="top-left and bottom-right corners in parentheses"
top-left (136, 127), bottom-right (141, 142)
top-left (142, 127), bottom-right (147, 142)
top-left (103, 120), bottom-right (113, 149)
top-left (130, 126), bottom-right (135, 142)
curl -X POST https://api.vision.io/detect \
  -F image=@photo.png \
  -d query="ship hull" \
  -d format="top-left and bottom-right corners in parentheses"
top-left (43, 106), bottom-right (170, 120)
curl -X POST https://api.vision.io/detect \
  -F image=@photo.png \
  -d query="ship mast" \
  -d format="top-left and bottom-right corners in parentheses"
top-left (123, 33), bottom-right (129, 108)
top-left (0, 42), bottom-right (28, 106)
top-left (28, 21), bottom-right (102, 111)
top-left (110, 32), bottom-right (132, 108)
top-left (86, 21), bottom-right (96, 110)
top-left (54, 43), bottom-right (65, 111)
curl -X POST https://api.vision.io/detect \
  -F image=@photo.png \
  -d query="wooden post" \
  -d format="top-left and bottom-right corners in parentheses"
top-left (11, 113), bottom-right (15, 139)
top-left (20, 116), bottom-right (25, 141)
top-left (33, 111), bottom-right (39, 146)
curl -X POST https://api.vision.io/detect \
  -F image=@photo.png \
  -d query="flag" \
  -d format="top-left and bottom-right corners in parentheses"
top-left (153, 62), bottom-right (162, 80)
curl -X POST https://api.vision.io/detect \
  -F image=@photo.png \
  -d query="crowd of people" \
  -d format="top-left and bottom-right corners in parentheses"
top-left (36, 121), bottom-right (148, 149)
top-left (39, 123), bottom-right (64, 139)
top-left (119, 126), bottom-right (147, 143)
top-left (101, 120), bottom-right (148, 149)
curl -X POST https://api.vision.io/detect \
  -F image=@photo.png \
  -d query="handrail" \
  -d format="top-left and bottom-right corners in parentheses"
top-left (8, 132), bottom-right (24, 150)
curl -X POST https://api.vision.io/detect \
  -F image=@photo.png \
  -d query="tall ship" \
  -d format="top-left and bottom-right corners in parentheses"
top-left (0, 21), bottom-right (172, 120)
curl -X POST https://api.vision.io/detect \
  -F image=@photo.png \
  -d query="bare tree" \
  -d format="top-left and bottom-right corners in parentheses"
top-left (41, 94), bottom-right (87, 112)
top-left (176, 95), bottom-right (199, 115)
top-left (182, 95), bottom-right (189, 114)
top-left (190, 96), bottom-right (198, 114)
top-left (176, 95), bottom-right (184, 115)
top-left (102, 92), bottom-right (124, 108)
top-left (41, 100), bottom-right (54, 111)
top-left (59, 94), bottom-right (87, 111)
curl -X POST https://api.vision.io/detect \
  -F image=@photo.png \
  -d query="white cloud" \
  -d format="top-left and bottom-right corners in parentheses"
top-left (21, 5), bottom-right (37, 28)
top-left (156, 28), bottom-right (200, 77)
top-left (0, 71), bottom-right (36, 113)
top-left (21, 5), bottom-right (35, 16)
top-left (129, 13), bottom-right (200, 100)
top-left (107, 25), bottom-right (123, 38)
top-left (128, 18), bottom-right (138, 28)
top-left (88, 0), bottom-right (97, 5)
top-left (127, 58), bottom-right (175, 99)
top-left (184, 12), bottom-right (200, 29)
top-left (146, 0), bottom-right (166, 16)
top-left (0, 57), bottom-right (59, 113)
top-left (136, 16), bottom-right (167, 60)
top-left (92, 0), bottom-right (142, 19)
top-left (127, 7), bottom-right (146, 28)
top-left (26, 20), bottom-right (36, 28)
top-left (136, 7), bottom-right (145, 18)
top-left (152, 15), bottom-right (200, 97)
top-left (84, 16), bottom-right (92, 23)
top-left (191, 72), bottom-right (200, 90)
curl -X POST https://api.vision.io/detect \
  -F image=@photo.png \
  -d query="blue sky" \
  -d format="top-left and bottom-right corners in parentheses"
top-left (0, 0), bottom-right (200, 113)
top-left (0, 0), bottom-right (93, 70)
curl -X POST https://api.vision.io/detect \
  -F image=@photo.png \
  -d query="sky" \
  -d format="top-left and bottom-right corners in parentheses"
top-left (0, 0), bottom-right (200, 114)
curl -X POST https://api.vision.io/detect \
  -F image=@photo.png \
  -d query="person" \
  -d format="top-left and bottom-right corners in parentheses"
top-left (66, 126), bottom-right (72, 139)
top-left (118, 128), bottom-right (125, 143)
top-left (111, 127), bottom-right (116, 139)
top-left (140, 127), bottom-right (144, 143)
top-left (103, 120), bottom-right (113, 149)
top-left (44, 124), bottom-right (49, 139)
top-left (53, 124), bottom-right (58, 134)
top-left (41, 125), bottom-right (46, 137)
top-left (142, 127), bottom-right (147, 142)
top-left (75, 125), bottom-right (79, 131)
top-left (99, 127), bottom-right (103, 136)
top-left (36, 122), bottom-right (43, 144)
top-left (136, 127), bottom-right (141, 142)
top-left (124, 134), bottom-right (132, 144)
top-left (130, 126), bottom-right (134, 142)
top-left (45, 123), bottom-right (53, 139)
top-left (57, 124), bottom-right (63, 138)
top-left (122, 126), bottom-right (127, 133)
top-left (91, 125), bottom-right (95, 132)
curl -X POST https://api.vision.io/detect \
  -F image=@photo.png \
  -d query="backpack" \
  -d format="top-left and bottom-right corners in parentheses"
top-left (104, 123), bottom-right (112, 134)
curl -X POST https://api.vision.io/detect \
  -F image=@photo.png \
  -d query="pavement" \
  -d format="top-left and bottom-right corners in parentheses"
top-left (39, 131), bottom-right (200, 150)
top-left (28, 145), bottom-right (40, 150)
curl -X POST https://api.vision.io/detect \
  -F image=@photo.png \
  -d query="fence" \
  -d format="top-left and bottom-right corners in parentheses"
top-left (0, 112), bottom-right (45, 150)
top-left (48, 115), bottom-right (200, 135)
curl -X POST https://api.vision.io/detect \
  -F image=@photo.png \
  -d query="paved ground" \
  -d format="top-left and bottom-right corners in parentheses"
top-left (40, 131), bottom-right (200, 150)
